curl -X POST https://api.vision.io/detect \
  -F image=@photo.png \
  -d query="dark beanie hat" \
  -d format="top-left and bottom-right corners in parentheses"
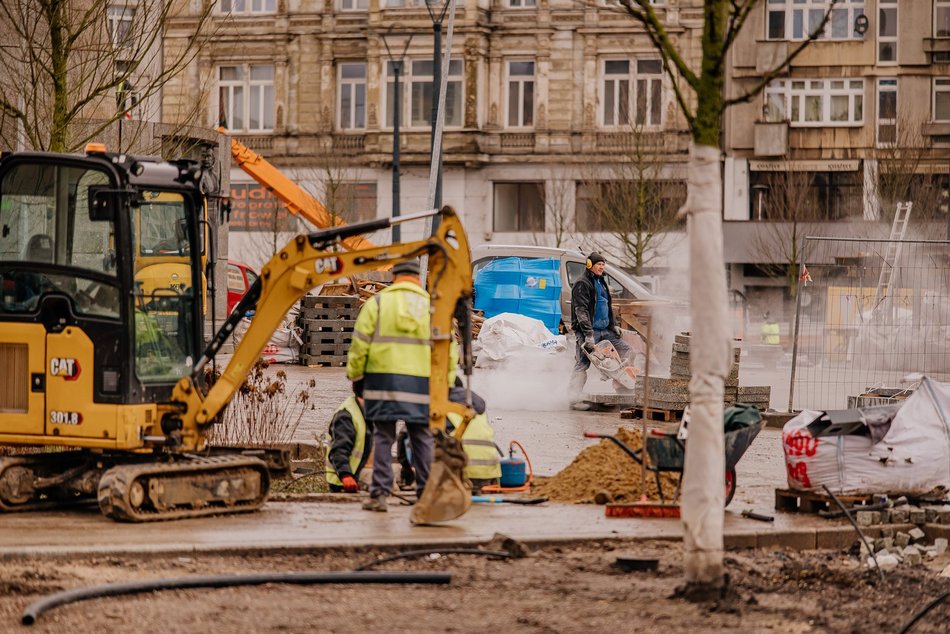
top-left (588, 252), bottom-right (606, 266)
top-left (392, 259), bottom-right (421, 277)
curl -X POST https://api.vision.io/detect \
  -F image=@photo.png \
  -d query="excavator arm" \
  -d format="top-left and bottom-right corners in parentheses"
top-left (228, 134), bottom-right (374, 251)
top-left (162, 206), bottom-right (474, 452)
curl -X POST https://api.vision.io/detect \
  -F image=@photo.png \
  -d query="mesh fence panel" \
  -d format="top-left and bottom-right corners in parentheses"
top-left (789, 237), bottom-right (950, 411)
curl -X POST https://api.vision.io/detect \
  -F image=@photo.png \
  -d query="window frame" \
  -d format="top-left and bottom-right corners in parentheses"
top-left (218, 0), bottom-right (277, 14)
top-left (492, 182), bottom-right (545, 233)
top-left (507, 0), bottom-right (537, 7)
top-left (876, 79), bottom-right (897, 148)
top-left (505, 60), bottom-right (536, 129)
top-left (762, 78), bottom-right (865, 128)
top-left (389, 58), bottom-right (464, 130)
top-left (107, 5), bottom-right (135, 52)
top-left (938, 1), bottom-right (950, 38)
top-left (878, 0), bottom-right (897, 65)
top-left (934, 78), bottom-right (950, 123)
top-left (600, 58), bottom-right (664, 129)
top-left (766, 0), bottom-right (866, 42)
top-left (338, 62), bottom-right (367, 131)
top-left (339, 0), bottom-right (369, 10)
top-left (218, 63), bottom-right (276, 133)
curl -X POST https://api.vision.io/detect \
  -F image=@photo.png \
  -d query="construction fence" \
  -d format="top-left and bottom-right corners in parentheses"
top-left (789, 237), bottom-right (950, 411)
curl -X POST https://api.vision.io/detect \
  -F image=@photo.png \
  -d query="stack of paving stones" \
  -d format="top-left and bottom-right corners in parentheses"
top-left (298, 295), bottom-right (359, 367)
top-left (636, 333), bottom-right (771, 412)
top-left (854, 504), bottom-right (950, 571)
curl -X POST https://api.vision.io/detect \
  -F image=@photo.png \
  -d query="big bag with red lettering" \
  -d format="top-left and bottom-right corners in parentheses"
top-left (782, 377), bottom-right (950, 496)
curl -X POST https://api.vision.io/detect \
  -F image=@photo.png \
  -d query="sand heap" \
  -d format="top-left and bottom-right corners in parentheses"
top-left (533, 427), bottom-right (681, 503)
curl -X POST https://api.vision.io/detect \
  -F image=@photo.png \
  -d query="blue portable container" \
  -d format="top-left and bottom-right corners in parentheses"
top-left (500, 455), bottom-right (527, 487)
top-left (474, 257), bottom-right (563, 333)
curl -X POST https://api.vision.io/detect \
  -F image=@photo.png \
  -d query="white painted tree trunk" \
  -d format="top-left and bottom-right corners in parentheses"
top-left (681, 142), bottom-right (732, 585)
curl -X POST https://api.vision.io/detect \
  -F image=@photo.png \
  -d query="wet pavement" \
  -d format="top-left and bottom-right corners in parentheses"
top-left (0, 361), bottom-right (843, 558)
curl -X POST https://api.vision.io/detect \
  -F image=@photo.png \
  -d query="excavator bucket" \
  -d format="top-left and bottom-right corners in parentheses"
top-left (410, 431), bottom-right (472, 524)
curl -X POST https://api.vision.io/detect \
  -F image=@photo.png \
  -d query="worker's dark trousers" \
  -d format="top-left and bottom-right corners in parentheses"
top-left (369, 420), bottom-right (433, 499)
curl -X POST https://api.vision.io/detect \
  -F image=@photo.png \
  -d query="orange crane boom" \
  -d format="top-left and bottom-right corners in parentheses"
top-left (228, 134), bottom-right (375, 251)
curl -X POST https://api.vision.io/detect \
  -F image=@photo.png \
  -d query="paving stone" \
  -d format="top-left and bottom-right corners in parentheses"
top-left (902, 546), bottom-right (922, 566)
top-left (935, 538), bottom-right (949, 554)
top-left (856, 511), bottom-right (881, 527)
top-left (909, 527), bottom-right (926, 542)
top-left (895, 532), bottom-right (911, 548)
top-left (909, 508), bottom-right (926, 524)
top-left (890, 508), bottom-right (909, 524)
top-left (869, 554), bottom-right (900, 570)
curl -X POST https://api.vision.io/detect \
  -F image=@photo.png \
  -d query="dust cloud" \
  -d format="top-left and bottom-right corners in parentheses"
top-left (471, 346), bottom-right (577, 411)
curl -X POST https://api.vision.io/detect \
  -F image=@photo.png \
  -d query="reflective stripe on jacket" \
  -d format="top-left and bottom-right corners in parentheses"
top-left (347, 281), bottom-right (457, 423)
top-left (325, 396), bottom-right (368, 487)
top-left (448, 411), bottom-right (502, 480)
top-left (761, 322), bottom-right (780, 345)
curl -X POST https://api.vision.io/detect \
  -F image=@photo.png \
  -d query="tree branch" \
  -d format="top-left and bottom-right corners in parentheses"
top-left (618, 0), bottom-right (699, 90)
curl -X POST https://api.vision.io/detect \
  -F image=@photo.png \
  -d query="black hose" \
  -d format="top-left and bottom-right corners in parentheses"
top-left (22, 571), bottom-right (449, 626)
top-left (822, 484), bottom-right (884, 583)
top-left (898, 590), bottom-right (950, 634)
top-left (353, 548), bottom-right (511, 572)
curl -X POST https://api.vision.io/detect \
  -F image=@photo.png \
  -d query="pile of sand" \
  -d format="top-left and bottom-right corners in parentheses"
top-left (533, 427), bottom-right (681, 503)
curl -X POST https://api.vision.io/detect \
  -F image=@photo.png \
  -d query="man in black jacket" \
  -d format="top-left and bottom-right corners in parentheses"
top-left (568, 251), bottom-right (632, 411)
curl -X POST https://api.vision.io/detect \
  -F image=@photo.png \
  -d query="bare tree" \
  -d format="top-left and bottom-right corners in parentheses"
top-left (749, 166), bottom-right (822, 300)
top-left (0, 0), bottom-right (214, 153)
top-left (579, 126), bottom-right (685, 274)
top-left (532, 172), bottom-right (575, 248)
top-left (616, 0), bottom-right (833, 597)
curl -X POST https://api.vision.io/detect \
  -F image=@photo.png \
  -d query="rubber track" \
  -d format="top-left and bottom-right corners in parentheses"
top-left (98, 455), bottom-right (270, 523)
top-left (0, 457), bottom-right (90, 512)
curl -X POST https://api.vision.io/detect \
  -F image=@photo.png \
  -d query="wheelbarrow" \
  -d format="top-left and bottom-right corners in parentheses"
top-left (584, 404), bottom-right (765, 507)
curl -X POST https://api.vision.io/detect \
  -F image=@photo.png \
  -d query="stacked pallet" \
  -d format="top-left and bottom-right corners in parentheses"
top-left (627, 332), bottom-right (772, 416)
top-left (299, 295), bottom-right (359, 367)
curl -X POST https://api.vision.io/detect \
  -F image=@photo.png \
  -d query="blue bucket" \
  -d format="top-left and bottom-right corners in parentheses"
top-left (500, 456), bottom-right (527, 487)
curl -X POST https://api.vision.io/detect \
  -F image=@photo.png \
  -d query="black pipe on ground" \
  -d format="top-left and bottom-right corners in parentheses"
top-left (22, 571), bottom-right (450, 626)
top-left (353, 547), bottom-right (511, 572)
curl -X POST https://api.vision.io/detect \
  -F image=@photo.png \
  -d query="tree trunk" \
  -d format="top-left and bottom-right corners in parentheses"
top-left (681, 142), bottom-right (731, 589)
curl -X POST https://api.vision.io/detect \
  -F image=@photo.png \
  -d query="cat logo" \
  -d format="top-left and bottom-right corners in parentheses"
top-left (314, 256), bottom-right (343, 275)
top-left (50, 357), bottom-right (81, 380)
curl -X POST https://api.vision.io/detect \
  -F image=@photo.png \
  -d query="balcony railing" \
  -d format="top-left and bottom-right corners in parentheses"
top-left (333, 134), bottom-right (366, 151)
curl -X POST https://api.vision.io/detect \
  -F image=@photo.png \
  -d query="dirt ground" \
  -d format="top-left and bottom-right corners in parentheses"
top-left (1, 539), bottom-right (948, 633)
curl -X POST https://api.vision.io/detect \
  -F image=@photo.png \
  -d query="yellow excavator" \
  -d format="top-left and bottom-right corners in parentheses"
top-left (0, 145), bottom-right (475, 523)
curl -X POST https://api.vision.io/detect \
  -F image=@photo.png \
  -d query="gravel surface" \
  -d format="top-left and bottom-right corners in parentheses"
top-left (2, 540), bottom-right (949, 633)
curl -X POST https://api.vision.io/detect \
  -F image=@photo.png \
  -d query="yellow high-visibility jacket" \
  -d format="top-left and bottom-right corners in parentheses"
top-left (761, 322), bottom-right (780, 345)
top-left (347, 281), bottom-right (457, 423)
top-left (448, 411), bottom-right (502, 481)
top-left (324, 396), bottom-right (369, 487)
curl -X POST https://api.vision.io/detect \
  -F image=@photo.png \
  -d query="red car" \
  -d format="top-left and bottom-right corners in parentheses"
top-left (227, 260), bottom-right (259, 315)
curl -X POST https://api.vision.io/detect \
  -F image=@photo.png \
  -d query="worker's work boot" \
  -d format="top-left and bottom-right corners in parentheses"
top-left (568, 371), bottom-right (589, 411)
top-left (570, 401), bottom-right (592, 411)
top-left (361, 495), bottom-right (388, 512)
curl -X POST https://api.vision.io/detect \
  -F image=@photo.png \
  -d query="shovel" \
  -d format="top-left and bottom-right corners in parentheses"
top-left (471, 495), bottom-right (547, 505)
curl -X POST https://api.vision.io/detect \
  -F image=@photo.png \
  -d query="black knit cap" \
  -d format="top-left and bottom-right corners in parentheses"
top-left (392, 259), bottom-right (421, 277)
top-left (588, 252), bottom-right (606, 266)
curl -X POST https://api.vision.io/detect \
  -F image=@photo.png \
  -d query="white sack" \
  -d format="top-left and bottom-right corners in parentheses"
top-left (475, 312), bottom-right (565, 364)
top-left (782, 377), bottom-right (950, 496)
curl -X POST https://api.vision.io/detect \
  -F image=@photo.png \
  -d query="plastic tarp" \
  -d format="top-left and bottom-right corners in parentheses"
top-left (782, 377), bottom-right (950, 496)
top-left (474, 257), bottom-right (562, 334)
top-left (474, 312), bottom-right (565, 365)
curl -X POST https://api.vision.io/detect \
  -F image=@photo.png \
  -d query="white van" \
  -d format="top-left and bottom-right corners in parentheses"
top-left (471, 244), bottom-right (662, 330)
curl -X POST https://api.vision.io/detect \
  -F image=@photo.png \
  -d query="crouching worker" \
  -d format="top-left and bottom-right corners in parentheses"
top-left (325, 394), bottom-right (373, 493)
top-left (446, 382), bottom-right (501, 493)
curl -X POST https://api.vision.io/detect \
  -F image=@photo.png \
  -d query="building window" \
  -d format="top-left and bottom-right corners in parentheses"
top-left (766, 0), bottom-right (865, 41)
top-left (935, 79), bottom-right (950, 122)
top-left (602, 59), bottom-right (663, 128)
top-left (877, 79), bottom-right (897, 147)
top-left (338, 63), bottom-right (366, 131)
top-left (878, 1), bottom-right (897, 64)
top-left (508, 0), bottom-right (537, 6)
top-left (332, 183), bottom-right (377, 224)
top-left (398, 59), bottom-right (463, 128)
top-left (493, 182), bottom-right (544, 232)
top-left (506, 61), bottom-right (535, 128)
top-left (107, 6), bottom-right (135, 51)
top-left (763, 79), bottom-right (864, 127)
top-left (218, 64), bottom-right (275, 132)
top-left (938, 1), bottom-right (950, 37)
top-left (340, 0), bottom-right (368, 9)
top-left (219, 0), bottom-right (276, 13)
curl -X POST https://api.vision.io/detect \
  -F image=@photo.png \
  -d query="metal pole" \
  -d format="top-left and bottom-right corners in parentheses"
top-left (392, 60), bottom-right (402, 243)
top-left (430, 20), bottom-right (443, 214)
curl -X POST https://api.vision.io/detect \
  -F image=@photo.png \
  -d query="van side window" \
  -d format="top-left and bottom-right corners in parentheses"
top-left (565, 262), bottom-right (585, 287)
top-left (604, 274), bottom-right (628, 297)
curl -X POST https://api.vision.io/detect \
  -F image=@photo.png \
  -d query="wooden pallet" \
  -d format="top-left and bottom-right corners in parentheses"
top-left (302, 354), bottom-right (348, 367)
top-left (619, 406), bottom-right (683, 422)
top-left (300, 296), bottom-right (360, 321)
top-left (774, 488), bottom-right (876, 514)
top-left (303, 343), bottom-right (349, 357)
top-left (301, 318), bottom-right (356, 333)
top-left (305, 331), bottom-right (353, 346)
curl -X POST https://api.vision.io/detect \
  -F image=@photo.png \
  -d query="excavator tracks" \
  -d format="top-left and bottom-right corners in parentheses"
top-left (97, 454), bottom-right (270, 522)
top-left (0, 455), bottom-right (99, 512)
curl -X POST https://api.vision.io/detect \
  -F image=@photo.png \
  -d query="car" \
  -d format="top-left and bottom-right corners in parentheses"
top-left (227, 260), bottom-right (259, 315)
top-left (470, 244), bottom-right (664, 331)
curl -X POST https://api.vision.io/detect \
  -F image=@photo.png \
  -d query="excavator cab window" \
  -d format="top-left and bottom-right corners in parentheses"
top-left (130, 191), bottom-right (197, 383)
top-left (0, 161), bottom-right (119, 317)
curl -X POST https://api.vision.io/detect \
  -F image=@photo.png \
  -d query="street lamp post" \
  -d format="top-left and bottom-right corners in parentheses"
top-left (381, 27), bottom-right (415, 243)
top-left (424, 0), bottom-right (452, 217)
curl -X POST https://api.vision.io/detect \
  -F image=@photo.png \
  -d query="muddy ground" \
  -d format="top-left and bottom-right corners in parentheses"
top-left (0, 539), bottom-right (948, 633)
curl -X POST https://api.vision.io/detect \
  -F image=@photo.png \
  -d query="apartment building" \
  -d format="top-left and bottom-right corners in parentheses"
top-left (162, 0), bottom-right (701, 270)
top-left (725, 1), bottom-right (950, 310)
